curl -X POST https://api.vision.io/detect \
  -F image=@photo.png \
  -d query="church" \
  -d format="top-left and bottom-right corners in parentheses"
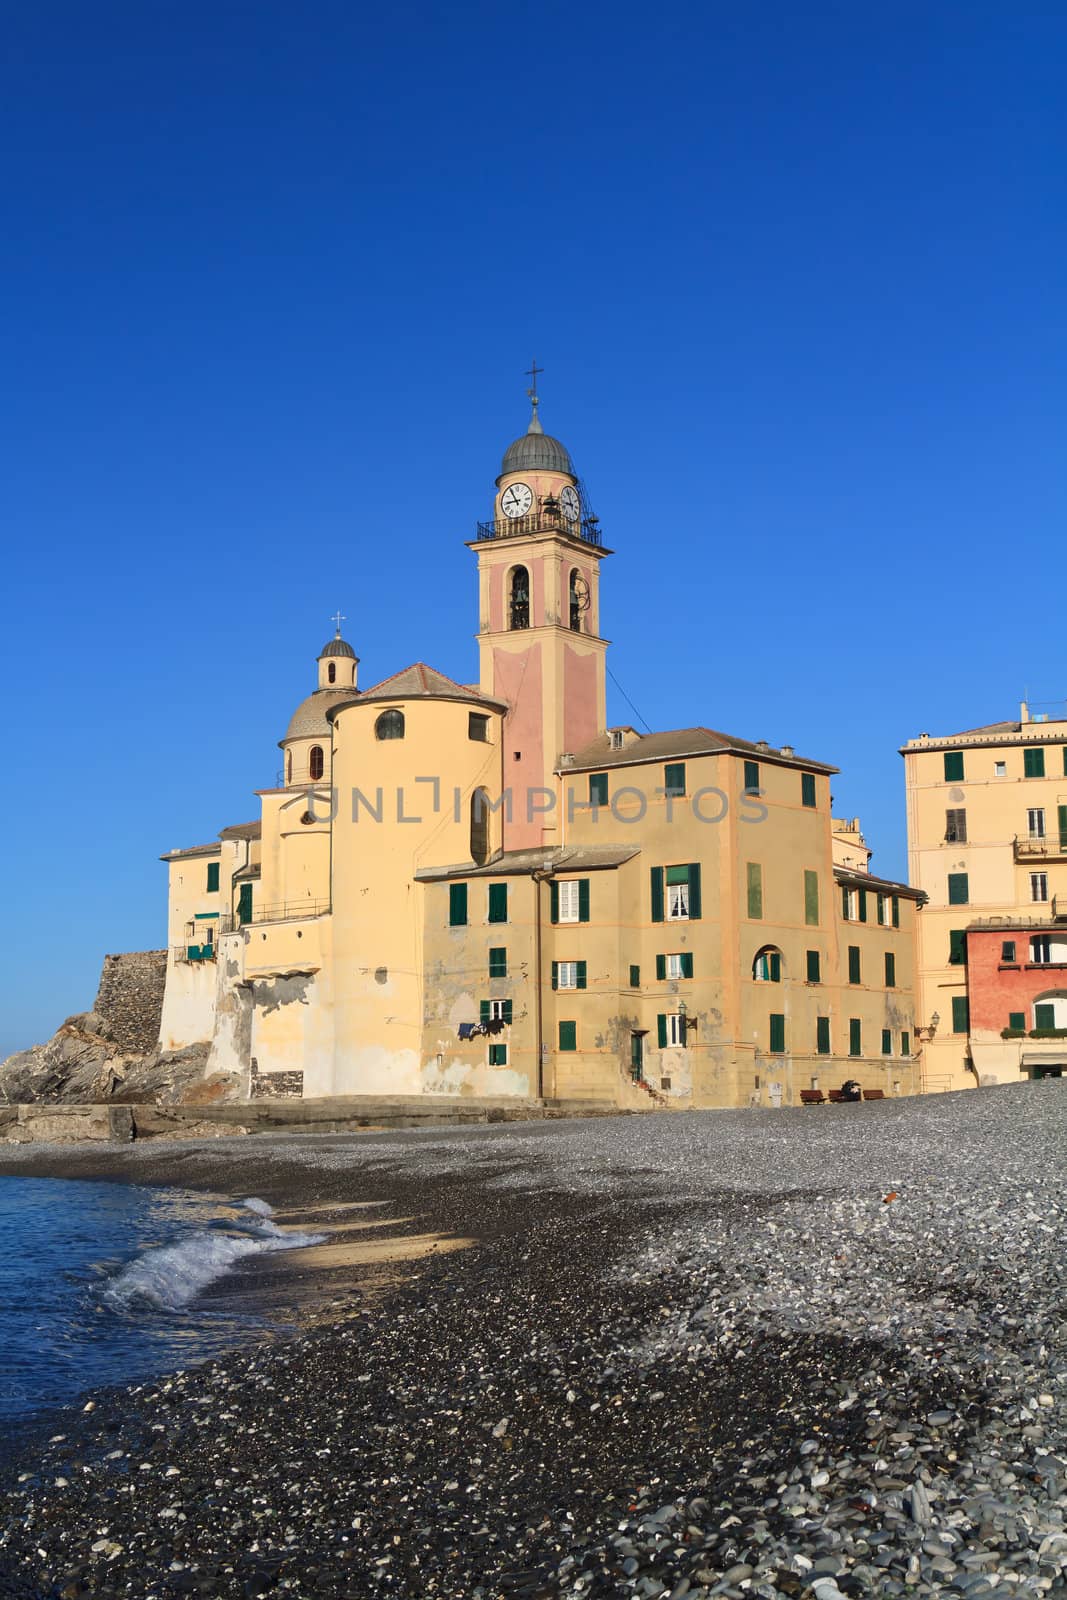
top-left (158, 392), bottom-right (922, 1109)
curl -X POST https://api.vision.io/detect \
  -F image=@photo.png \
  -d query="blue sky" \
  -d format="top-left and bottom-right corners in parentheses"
top-left (2, 2), bottom-right (1064, 1054)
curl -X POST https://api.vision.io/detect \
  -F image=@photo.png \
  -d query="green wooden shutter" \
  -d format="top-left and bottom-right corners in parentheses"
top-left (746, 862), bottom-right (762, 919)
top-left (948, 873), bottom-right (969, 905)
top-left (769, 1013), bottom-right (785, 1053)
top-left (449, 883), bottom-right (468, 926)
top-left (589, 773), bottom-right (608, 807)
top-left (841, 885), bottom-right (851, 920)
top-left (848, 945), bottom-right (861, 984)
top-left (951, 995), bottom-right (970, 1033)
top-left (806, 949), bottom-right (821, 983)
top-left (206, 862), bottom-right (220, 893)
top-left (687, 862), bottom-right (701, 920)
top-left (629, 964), bottom-right (640, 988)
top-left (237, 883), bottom-right (253, 925)
top-left (664, 762), bottom-right (686, 797)
top-left (502, 999), bottom-right (513, 1025)
top-left (488, 883), bottom-right (508, 923)
top-left (489, 947), bottom-right (506, 977)
top-left (655, 954), bottom-right (666, 980)
top-left (849, 1018), bottom-right (862, 1057)
top-left (858, 889), bottom-right (867, 923)
top-left (801, 771), bottom-right (816, 808)
top-left (1009, 1011), bottom-right (1025, 1031)
top-left (1034, 1002), bottom-right (1055, 1030)
top-left (901, 1031), bottom-right (910, 1056)
top-left (489, 1043), bottom-right (507, 1066)
top-left (576, 961), bottom-right (587, 990)
top-left (578, 879), bottom-right (590, 923)
top-left (551, 962), bottom-right (559, 991)
top-left (558, 1021), bottom-right (577, 1052)
top-left (479, 999), bottom-right (490, 1024)
top-left (550, 881), bottom-right (559, 924)
top-left (816, 1016), bottom-right (831, 1055)
top-left (1002, 940), bottom-right (1017, 962)
top-left (650, 867), bottom-right (664, 923)
top-left (881, 1028), bottom-right (892, 1055)
top-left (885, 952), bottom-right (896, 987)
top-left (657, 1013), bottom-right (667, 1048)
top-left (892, 895), bottom-right (900, 928)
top-left (943, 751), bottom-right (964, 781)
top-left (743, 759), bottom-right (760, 792)
top-left (1058, 805), bottom-right (1067, 849)
top-left (949, 929), bottom-right (967, 965)
top-left (681, 952), bottom-right (694, 979)
top-left (804, 870), bottom-right (819, 926)
top-left (1024, 746), bottom-right (1046, 778)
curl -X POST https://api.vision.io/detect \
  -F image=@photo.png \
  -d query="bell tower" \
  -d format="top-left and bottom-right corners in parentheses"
top-left (468, 377), bottom-right (610, 849)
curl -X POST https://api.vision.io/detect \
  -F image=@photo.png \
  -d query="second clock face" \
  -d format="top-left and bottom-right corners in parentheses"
top-left (501, 482), bottom-right (533, 519)
top-left (560, 485), bottom-right (580, 523)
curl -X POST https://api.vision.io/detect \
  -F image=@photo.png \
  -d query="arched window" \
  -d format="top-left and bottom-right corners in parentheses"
top-left (509, 566), bottom-right (530, 631)
top-left (753, 946), bottom-right (783, 982)
top-left (375, 709), bottom-right (405, 741)
top-left (569, 568), bottom-right (583, 632)
top-left (309, 745), bottom-right (325, 781)
top-left (286, 750), bottom-right (292, 784)
top-left (328, 661), bottom-right (336, 683)
top-left (470, 787), bottom-right (490, 865)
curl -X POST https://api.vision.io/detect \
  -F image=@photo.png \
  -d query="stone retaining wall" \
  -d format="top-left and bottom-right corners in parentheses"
top-left (93, 950), bottom-right (168, 1055)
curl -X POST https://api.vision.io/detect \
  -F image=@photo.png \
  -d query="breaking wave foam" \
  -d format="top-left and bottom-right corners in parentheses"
top-left (103, 1198), bottom-right (324, 1313)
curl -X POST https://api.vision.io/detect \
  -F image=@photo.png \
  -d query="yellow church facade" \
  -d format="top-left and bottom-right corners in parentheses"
top-left (159, 399), bottom-right (922, 1109)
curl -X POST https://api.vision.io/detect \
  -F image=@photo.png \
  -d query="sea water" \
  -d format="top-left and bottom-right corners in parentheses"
top-left (0, 1176), bottom-right (322, 1422)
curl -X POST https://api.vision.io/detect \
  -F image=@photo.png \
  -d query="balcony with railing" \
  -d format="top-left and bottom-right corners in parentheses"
top-left (475, 506), bottom-right (602, 546)
top-left (1014, 833), bottom-right (1067, 862)
top-left (249, 899), bottom-right (330, 925)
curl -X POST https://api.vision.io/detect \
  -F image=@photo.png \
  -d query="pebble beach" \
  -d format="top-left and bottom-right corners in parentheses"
top-left (0, 1083), bottom-right (1064, 1600)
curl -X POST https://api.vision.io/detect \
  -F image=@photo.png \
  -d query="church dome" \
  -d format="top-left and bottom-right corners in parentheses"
top-left (284, 687), bottom-right (355, 741)
top-left (500, 399), bottom-right (574, 478)
top-left (319, 635), bottom-right (357, 660)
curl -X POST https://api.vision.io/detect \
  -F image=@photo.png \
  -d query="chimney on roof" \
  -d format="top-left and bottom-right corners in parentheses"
top-left (756, 740), bottom-right (770, 753)
top-left (780, 744), bottom-right (794, 757)
top-left (1021, 700), bottom-right (1030, 723)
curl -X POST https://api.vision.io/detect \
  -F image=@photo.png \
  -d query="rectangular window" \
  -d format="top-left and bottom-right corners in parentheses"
top-left (655, 863), bottom-right (701, 922)
top-left (488, 883), bottom-right (508, 923)
top-left (483, 997), bottom-right (512, 1024)
top-left (945, 808), bottom-right (967, 843)
top-left (630, 1033), bottom-right (643, 1073)
top-left (558, 1020), bottom-right (577, 1052)
top-left (769, 1013), bottom-right (786, 1054)
top-left (994, 760), bottom-right (1006, 777)
top-left (468, 712), bottom-right (489, 742)
top-left (1024, 746), bottom-right (1046, 778)
top-left (589, 772), bottom-right (608, 807)
top-left (848, 945), bottom-right (861, 984)
top-left (901, 1031), bottom-right (911, 1056)
top-left (237, 883), bottom-right (253, 926)
top-left (949, 929), bottom-right (967, 965)
top-left (877, 894), bottom-right (888, 926)
top-left (1028, 807), bottom-right (1046, 839)
top-left (629, 964), bottom-right (640, 988)
top-left (665, 1012), bottom-right (686, 1047)
top-left (664, 762), bottom-right (686, 798)
top-left (554, 960), bottom-right (587, 990)
top-left (1031, 934), bottom-right (1052, 964)
top-left (1059, 804), bottom-right (1067, 849)
top-left (552, 878), bottom-right (590, 924)
top-left (1035, 1002), bottom-right (1056, 1029)
top-left (947, 872), bottom-right (969, 906)
top-left (806, 949), bottom-right (821, 983)
top-left (804, 869), bottom-right (819, 926)
top-left (1009, 1010), bottom-right (1026, 1031)
top-left (943, 751), bottom-right (965, 782)
top-left (849, 1018), bottom-right (862, 1057)
top-left (801, 771), bottom-right (817, 808)
top-left (1001, 939), bottom-right (1017, 963)
top-left (743, 759), bottom-right (760, 793)
top-left (816, 1016), bottom-right (831, 1055)
top-left (892, 895), bottom-right (900, 928)
top-left (206, 861), bottom-right (220, 893)
top-left (842, 886), bottom-right (857, 920)
top-left (884, 951), bottom-right (896, 987)
top-left (488, 1043), bottom-right (507, 1066)
top-left (1031, 871), bottom-right (1049, 903)
top-left (449, 883), bottom-right (468, 927)
top-left (661, 952), bottom-right (694, 980)
top-left (488, 947), bottom-right (507, 978)
top-left (881, 1028), bottom-right (892, 1055)
top-left (951, 995), bottom-right (970, 1034)
top-left (746, 861), bottom-right (763, 919)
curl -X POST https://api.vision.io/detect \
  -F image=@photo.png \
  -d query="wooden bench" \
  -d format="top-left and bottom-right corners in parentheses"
top-left (863, 1089), bottom-right (885, 1101)
top-left (799, 1089), bottom-right (825, 1105)
top-left (827, 1088), bottom-right (845, 1103)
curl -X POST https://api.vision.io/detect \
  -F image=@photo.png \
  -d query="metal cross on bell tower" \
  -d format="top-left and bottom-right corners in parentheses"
top-left (331, 610), bottom-right (346, 637)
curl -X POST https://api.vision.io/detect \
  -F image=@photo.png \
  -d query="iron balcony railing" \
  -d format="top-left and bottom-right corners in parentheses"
top-left (475, 509), bottom-right (602, 546)
top-left (1013, 834), bottom-right (1067, 862)
top-left (249, 898), bottom-right (330, 925)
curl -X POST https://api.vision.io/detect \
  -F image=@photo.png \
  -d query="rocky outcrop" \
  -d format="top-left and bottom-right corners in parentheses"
top-left (0, 951), bottom-right (241, 1108)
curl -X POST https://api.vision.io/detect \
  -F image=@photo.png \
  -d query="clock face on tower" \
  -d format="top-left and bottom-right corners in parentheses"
top-left (500, 482), bottom-right (533, 519)
top-left (560, 485), bottom-right (580, 524)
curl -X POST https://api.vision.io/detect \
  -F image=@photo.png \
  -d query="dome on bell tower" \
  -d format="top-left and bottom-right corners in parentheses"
top-left (499, 395), bottom-right (575, 480)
